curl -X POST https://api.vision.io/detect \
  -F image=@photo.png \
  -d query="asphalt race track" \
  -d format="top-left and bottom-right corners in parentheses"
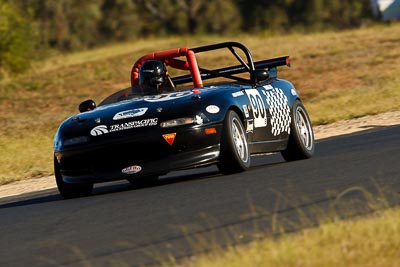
top-left (1, 125), bottom-right (399, 267)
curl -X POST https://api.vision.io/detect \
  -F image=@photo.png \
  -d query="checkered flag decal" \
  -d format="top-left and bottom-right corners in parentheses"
top-left (265, 88), bottom-right (291, 136)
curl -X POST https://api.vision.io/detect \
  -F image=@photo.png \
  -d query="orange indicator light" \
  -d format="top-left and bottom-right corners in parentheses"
top-left (205, 128), bottom-right (217, 135)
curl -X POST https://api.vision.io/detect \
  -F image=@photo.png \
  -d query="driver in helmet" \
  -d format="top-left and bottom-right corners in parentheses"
top-left (139, 60), bottom-right (175, 95)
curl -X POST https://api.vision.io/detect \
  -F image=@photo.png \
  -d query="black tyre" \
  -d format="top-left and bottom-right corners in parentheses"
top-left (54, 157), bottom-right (93, 199)
top-left (281, 100), bottom-right (315, 161)
top-left (217, 110), bottom-right (250, 174)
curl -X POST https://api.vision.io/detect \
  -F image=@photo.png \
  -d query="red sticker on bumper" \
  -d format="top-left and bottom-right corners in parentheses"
top-left (163, 133), bottom-right (176, 146)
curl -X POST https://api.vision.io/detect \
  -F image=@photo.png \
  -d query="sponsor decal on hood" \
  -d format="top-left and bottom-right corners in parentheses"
top-left (90, 118), bottom-right (158, 136)
top-left (90, 125), bottom-right (109, 136)
top-left (144, 91), bottom-right (193, 102)
top-left (113, 108), bottom-right (148, 120)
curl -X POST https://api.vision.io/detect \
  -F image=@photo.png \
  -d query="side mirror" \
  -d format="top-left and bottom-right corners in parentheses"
top-left (78, 99), bottom-right (96, 113)
top-left (251, 69), bottom-right (270, 83)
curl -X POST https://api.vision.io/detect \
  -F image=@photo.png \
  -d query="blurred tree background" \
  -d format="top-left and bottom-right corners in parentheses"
top-left (0, 0), bottom-right (375, 76)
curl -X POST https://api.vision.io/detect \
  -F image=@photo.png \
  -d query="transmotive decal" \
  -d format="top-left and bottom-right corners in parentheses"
top-left (90, 125), bottom-right (109, 136)
top-left (113, 108), bottom-right (148, 120)
top-left (264, 87), bottom-right (291, 136)
top-left (90, 118), bottom-right (158, 136)
top-left (206, 105), bottom-right (220, 114)
top-left (144, 91), bottom-right (193, 102)
top-left (122, 165), bottom-right (142, 174)
top-left (163, 133), bottom-right (176, 146)
top-left (109, 118), bottom-right (158, 132)
top-left (245, 89), bottom-right (267, 128)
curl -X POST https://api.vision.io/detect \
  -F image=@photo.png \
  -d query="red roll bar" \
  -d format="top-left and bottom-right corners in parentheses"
top-left (131, 47), bottom-right (203, 88)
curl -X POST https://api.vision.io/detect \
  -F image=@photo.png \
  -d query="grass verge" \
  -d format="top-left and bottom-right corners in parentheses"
top-left (174, 208), bottom-right (400, 267)
top-left (159, 185), bottom-right (399, 267)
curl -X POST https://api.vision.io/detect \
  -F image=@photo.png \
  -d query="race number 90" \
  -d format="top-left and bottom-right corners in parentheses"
top-left (245, 89), bottom-right (267, 128)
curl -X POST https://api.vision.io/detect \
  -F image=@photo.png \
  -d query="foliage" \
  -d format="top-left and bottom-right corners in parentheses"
top-left (237, 0), bottom-right (374, 32)
top-left (0, 1), bottom-right (36, 76)
top-left (0, 0), bottom-right (379, 75)
top-left (26, 0), bottom-right (376, 42)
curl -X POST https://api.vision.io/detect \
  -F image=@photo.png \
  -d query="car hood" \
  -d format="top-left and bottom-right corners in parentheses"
top-left (54, 89), bottom-right (222, 150)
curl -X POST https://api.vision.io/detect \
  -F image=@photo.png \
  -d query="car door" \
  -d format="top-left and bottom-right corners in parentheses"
top-left (244, 83), bottom-right (291, 152)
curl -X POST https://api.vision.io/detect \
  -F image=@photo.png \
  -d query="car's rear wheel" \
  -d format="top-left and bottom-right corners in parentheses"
top-left (281, 100), bottom-right (314, 161)
top-left (217, 110), bottom-right (250, 174)
top-left (54, 156), bottom-right (93, 199)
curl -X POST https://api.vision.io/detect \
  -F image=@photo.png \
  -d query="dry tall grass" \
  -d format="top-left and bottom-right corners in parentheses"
top-left (175, 208), bottom-right (400, 267)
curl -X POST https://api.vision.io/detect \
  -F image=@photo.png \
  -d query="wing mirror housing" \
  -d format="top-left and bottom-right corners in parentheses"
top-left (251, 69), bottom-right (270, 83)
top-left (78, 99), bottom-right (96, 113)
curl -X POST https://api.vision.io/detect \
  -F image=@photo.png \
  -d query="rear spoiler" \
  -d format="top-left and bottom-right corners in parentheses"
top-left (172, 56), bottom-right (290, 85)
top-left (255, 56), bottom-right (291, 69)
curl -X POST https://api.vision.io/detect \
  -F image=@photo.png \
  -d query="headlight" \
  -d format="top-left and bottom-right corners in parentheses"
top-left (160, 115), bottom-right (205, 128)
top-left (63, 136), bottom-right (90, 146)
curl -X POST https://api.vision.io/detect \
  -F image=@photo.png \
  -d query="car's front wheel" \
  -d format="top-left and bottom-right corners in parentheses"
top-left (54, 156), bottom-right (93, 199)
top-left (281, 100), bottom-right (314, 161)
top-left (217, 110), bottom-right (250, 174)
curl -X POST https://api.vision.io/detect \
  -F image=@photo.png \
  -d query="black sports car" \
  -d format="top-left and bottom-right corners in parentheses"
top-left (53, 42), bottom-right (314, 198)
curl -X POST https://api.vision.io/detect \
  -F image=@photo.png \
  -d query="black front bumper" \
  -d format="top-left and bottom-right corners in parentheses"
top-left (55, 125), bottom-right (222, 184)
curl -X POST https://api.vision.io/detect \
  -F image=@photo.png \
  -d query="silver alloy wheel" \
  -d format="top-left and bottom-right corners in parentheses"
top-left (231, 116), bottom-right (249, 162)
top-left (295, 106), bottom-right (313, 150)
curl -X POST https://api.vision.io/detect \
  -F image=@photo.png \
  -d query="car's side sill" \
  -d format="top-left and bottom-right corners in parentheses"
top-left (249, 139), bottom-right (287, 154)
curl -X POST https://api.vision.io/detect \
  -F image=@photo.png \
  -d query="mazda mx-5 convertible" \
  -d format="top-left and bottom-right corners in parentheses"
top-left (53, 41), bottom-right (315, 198)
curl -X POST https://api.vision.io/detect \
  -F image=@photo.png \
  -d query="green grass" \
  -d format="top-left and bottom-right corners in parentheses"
top-left (0, 23), bottom-right (400, 184)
